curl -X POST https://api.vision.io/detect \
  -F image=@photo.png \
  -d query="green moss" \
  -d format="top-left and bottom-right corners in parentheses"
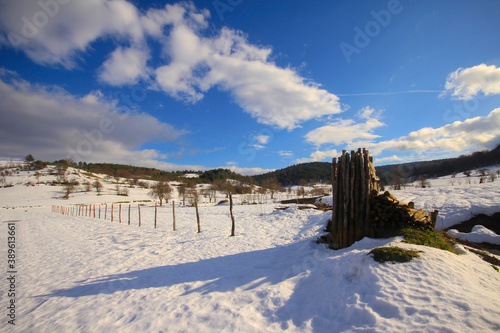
top-left (492, 265), bottom-right (499, 272)
top-left (401, 228), bottom-right (457, 254)
top-left (369, 246), bottom-right (422, 263)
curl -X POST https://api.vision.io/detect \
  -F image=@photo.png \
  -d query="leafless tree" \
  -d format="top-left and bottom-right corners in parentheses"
top-left (418, 176), bottom-right (431, 188)
top-left (262, 178), bottom-right (282, 200)
top-left (93, 180), bottom-right (103, 195)
top-left (149, 179), bottom-right (172, 205)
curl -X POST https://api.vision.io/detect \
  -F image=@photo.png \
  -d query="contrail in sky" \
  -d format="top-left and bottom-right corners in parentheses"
top-left (336, 90), bottom-right (443, 97)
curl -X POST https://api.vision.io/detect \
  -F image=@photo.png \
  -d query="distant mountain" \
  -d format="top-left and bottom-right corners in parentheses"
top-left (254, 144), bottom-right (500, 186)
top-left (376, 144), bottom-right (500, 185)
top-left (51, 144), bottom-right (500, 186)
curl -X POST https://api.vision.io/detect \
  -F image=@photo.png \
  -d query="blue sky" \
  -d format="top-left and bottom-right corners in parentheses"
top-left (1, 0), bottom-right (500, 175)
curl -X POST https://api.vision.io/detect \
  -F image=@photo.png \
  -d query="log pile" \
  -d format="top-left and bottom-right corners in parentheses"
top-left (326, 149), bottom-right (379, 249)
top-left (369, 190), bottom-right (439, 232)
top-left (321, 148), bottom-right (439, 250)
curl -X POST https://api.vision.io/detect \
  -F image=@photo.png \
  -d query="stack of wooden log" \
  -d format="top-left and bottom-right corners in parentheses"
top-left (327, 149), bottom-right (379, 249)
top-left (322, 148), bottom-right (440, 250)
top-left (369, 190), bottom-right (439, 231)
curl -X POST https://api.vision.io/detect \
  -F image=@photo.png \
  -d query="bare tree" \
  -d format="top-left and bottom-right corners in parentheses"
top-left (488, 171), bottom-right (496, 182)
top-left (93, 180), bottom-right (103, 195)
top-left (187, 185), bottom-right (199, 206)
top-left (62, 183), bottom-right (75, 199)
top-left (149, 179), bottom-right (172, 205)
top-left (116, 185), bottom-right (129, 196)
top-left (418, 176), bottom-right (430, 188)
top-left (297, 186), bottom-right (306, 198)
top-left (34, 171), bottom-right (41, 184)
top-left (262, 178), bottom-right (282, 200)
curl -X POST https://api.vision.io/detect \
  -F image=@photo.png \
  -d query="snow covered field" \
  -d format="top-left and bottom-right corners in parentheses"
top-left (1, 165), bottom-right (500, 332)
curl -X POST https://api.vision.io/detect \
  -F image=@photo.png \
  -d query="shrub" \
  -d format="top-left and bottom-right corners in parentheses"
top-left (369, 246), bottom-right (422, 263)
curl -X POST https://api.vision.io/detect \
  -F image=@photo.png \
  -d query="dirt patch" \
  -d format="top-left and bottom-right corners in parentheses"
top-left (445, 212), bottom-right (500, 234)
top-left (445, 211), bottom-right (500, 256)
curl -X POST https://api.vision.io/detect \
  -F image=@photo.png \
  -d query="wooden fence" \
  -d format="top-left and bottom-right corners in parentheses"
top-left (51, 199), bottom-right (237, 236)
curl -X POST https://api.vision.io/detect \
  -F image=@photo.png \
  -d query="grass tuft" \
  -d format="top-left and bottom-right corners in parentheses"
top-left (369, 246), bottom-right (422, 263)
top-left (401, 228), bottom-right (458, 254)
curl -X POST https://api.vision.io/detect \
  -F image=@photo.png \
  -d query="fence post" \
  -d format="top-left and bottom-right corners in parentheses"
top-left (128, 204), bottom-right (131, 225)
top-left (172, 201), bottom-right (176, 231)
top-left (154, 202), bottom-right (157, 229)
top-left (138, 204), bottom-right (141, 227)
top-left (230, 194), bottom-right (235, 236)
top-left (111, 203), bottom-right (114, 222)
top-left (119, 204), bottom-right (122, 223)
top-left (195, 200), bottom-right (200, 233)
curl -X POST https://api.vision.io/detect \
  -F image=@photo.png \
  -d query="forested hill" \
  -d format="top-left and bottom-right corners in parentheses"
top-left (49, 144), bottom-right (500, 186)
top-left (254, 144), bottom-right (500, 186)
top-left (252, 162), bottom-right (332, 186)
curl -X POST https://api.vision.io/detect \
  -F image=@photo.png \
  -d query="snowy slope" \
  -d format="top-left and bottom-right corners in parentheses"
top-left (0, 166), bottom-right (499, 332)
top-left (393, 166), bottom-right (500, 230)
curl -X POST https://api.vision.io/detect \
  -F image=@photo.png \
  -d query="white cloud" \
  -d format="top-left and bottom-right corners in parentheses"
top-left (305, 107), bottom-right (385, 146)
top-left (223, 165), bottom-right (275, 176)
top-left (153, 10), bottom-right (342, 129)
top-left (373, 155), bottom-right (403, 164)
top-left (0, 73), bottom-right (186, 164)
top-left (99, 46), bottom-right (149, 85)
top-left (443, 64), bottom-right (500, 100)
top-left (254, 135), bottom-right (270, 145)
top-left (295, 149), bottom-right (339, 164)
top-left (0, 1), bottom-right (343, 127)
top-left (370, 108), bottom-right (500, 155)
top-left (278, 151), bottom-right (293, 157)
top-left (0, 0), bottom-right (144, 69)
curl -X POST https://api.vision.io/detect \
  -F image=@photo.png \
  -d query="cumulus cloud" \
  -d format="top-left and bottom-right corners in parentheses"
top-left (370, 108), bottom-right (500, 155)
top-left (373, 155), bottom-right (403, 164)
top-left (99, 46), bottom-right (149, 85)
top-left (0, 1), bottom-right (343, 128)
top-left (443, 64), bottom-right (500, 100)
top-left (295, 149), bottom-right (339, 164)
top-left (152, 7), bottom-right (342, 129)
top-left (298, 107), bottom-right (500, 164)
top-left (304, 107), bottom-right (385, 146)
top-left (254, 135), bottom-right (270, 145)
top-left (0, 0), bottom-right (144, 69)
top-left (0, 73), bottom-right (186, 164)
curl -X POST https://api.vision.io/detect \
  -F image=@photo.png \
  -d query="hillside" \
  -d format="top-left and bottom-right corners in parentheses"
top-left (0, 164), bottom-right (499, 331)
top-left (254, 144), bottom-right (500, 186)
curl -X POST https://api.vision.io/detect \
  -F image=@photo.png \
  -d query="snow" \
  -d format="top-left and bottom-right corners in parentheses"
top-left (386, 166), bottom-right (500, 230)
top-left (1, 165), bottom-right (500, 332)
top-left (448, 226), bottom-right (500, 245)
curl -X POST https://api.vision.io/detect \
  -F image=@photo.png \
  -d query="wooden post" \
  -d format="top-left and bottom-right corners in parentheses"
top-left (128, 204), bottom-right (131, 225)
top-left (138, 204), bottom-right (141, 227)
top-left (111, 203), bottom-right (114, 222)
top-left (119, 204), bottom-right (122, 223)
top-left (172, 201), bottom-right (176, 231)
top-left (85, 205), bottom-right (88, 216)
top-left (195, 200), bottom-right (200, 233)
top-left (154, 202), bottom-right (157, 229)
top-left (105, 204), bottom-right (107, 220)
top-left (99, 205), bottom-right (101, 219)
top-left (230, 193), bottom-right (235, 236)
top-left (93, 205), bottom-right (96, 218)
